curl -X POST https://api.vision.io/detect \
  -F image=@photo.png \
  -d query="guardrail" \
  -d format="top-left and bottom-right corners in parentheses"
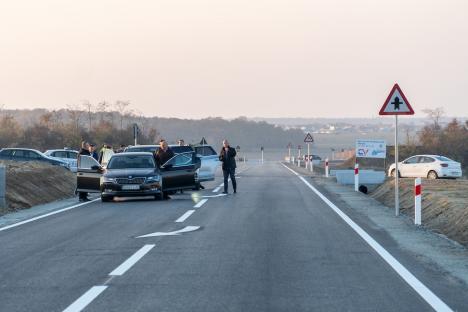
top-left (0, 166), bottom-right (5, 209)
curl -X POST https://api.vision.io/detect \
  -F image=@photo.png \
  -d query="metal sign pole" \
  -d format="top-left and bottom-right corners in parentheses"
top-left (395, 115), bottom-right (399, 216)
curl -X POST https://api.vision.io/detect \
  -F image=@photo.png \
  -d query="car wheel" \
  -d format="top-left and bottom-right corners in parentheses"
top-left (154, 193), bottom-right (163, 200)
top-left (427, 170), bottom-right (438, 179)
top-left (101, 195), bottom-right (113, 202)
top-left (390, 169), bottom-right (400, 178)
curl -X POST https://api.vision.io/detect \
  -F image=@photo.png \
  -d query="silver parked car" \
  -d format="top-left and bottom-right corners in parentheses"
top-left (388, 155), bottom-right (462, 179)
top-left (44, 149), bottom-right (79, 172)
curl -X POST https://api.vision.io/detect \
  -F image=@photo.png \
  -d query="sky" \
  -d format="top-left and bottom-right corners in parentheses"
top-left (1, 0), bottom-right (467, 119)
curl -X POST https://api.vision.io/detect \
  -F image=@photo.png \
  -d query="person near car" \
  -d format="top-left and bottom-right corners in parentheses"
top-left (177, 139), bottom-right (185, 146)
top-left (219, 139), bottom-right (237, 194)
top-left (154, 139), bottom-right (175, 199)
top-left (99, 144), bottom-right (114, 167)
top-left (89, 144), bottom-right (99, 161)
top-left (77, 141), bottom-right (91, 202)
top-left (154, 139), bottom-right (175, 168)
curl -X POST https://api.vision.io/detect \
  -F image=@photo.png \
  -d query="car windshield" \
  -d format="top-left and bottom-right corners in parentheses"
top-left (107, 155), bottom-right (156, 169)
top-left (436, 156), bottom-right (453, 162)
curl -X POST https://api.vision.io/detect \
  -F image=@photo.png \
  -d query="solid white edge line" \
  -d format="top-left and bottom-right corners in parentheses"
top-left (0, 198), bottom-right (100, 232)
top-left (109, 244), bottom-right (155, 276)
top-left (62, 285), bottom-right (108, 312)
top-left (175, 210), bottom-right (196, 223)
top-left (280, 163), bottom-right (453, 312)
top-left (194, 199), bottom-right (208, 208)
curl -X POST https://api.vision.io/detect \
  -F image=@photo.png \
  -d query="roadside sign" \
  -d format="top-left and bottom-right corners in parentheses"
top-left (200, 137), bottom-right (208, 145)
top-left (379, 84), bottom-right (414, 115)
top-left (304, 132), bottom-right (314, 143)
top-left (356, 139), bottom-right (386, 159)
top-left (379, 83), bottom-right (415, 217)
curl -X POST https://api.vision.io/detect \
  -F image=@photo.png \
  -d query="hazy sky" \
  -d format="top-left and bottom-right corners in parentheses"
top-left (1, 0), bottom-right (467, 118)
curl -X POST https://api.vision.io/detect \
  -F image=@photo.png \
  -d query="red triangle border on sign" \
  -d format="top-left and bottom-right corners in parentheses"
top-left (379, 83), bottom-right (415, 115)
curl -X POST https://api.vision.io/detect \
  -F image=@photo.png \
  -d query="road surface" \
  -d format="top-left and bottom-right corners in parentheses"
top-left (0, 162), bottom-right (467, 311)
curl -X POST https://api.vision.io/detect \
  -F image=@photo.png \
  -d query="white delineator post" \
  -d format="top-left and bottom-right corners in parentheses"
top-left (306, 143), bottom-right (310, 169)
top-left (325, 158), bottom-right (329, 177)
top-left (414, 178), bottom-right (422, 225)
top-left (354, 163), bottom-right (359, 192)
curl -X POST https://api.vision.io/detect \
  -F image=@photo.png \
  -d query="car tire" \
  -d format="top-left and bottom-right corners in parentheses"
top-left (101, 195), bottom-right (113, 202)
top-left (390, 169), bottom-right (400, 178)
top-left (154, 193), bottom-right (163, 200)
top-left (427, 170), bottom-right (438, 179)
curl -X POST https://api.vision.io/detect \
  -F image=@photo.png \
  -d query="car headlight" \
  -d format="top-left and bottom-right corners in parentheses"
top-left (146, 175), bottom-right (161, 182)
top-left (101, 177), bottom-right (116, 183)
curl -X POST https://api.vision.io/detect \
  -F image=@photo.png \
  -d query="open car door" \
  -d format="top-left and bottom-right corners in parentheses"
top-left (160, 152), bottom-right (201, 191)
top-left (193, 145), bottom-right (219, 182)
top-left (76, 155), bottom-right (103, 193)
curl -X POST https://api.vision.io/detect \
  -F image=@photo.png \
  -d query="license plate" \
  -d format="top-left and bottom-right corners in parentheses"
top-left (122, 185), bottom-right (140, 190)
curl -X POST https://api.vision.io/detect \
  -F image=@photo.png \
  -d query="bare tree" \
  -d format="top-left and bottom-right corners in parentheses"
top-left (81, 100), bottom-right (94, 131)
top-left (66, 104), bottom-right (83, 132)
top-left (113, 100), bottom-right (131, 130)
top-left (96, 101), bottom-right (110, 122)
top-left (422, 107), bottom-right (445, 129)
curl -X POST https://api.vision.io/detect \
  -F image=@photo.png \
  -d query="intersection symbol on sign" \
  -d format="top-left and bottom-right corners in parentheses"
top-left (379, 83), bottom-right (414, 115)
top-left (304, 133), bottom-right (314, 143)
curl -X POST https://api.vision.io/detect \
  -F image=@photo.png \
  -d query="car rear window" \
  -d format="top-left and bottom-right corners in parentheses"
top-left (171, 146), bottom-right (194, 154)
top-left (436, 156), bottom-right (453, 162)
top-left (194, 146), bottom-right (217, 156)
top-left (108, 155), bottom-right (156, 169)
top-left (125, 146), bottom-right (158, 153)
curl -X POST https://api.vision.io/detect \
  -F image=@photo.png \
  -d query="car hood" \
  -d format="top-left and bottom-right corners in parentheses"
top-left (104, 168), bottom-right (160, 178)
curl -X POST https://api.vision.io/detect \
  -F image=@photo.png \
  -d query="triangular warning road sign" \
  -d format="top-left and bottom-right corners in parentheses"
top-left (304, 132), bottom-right (314, 143)
top-left (200, 137), bottom-right (208, 145)
top-left (379, 84), bottom-right (415, 115)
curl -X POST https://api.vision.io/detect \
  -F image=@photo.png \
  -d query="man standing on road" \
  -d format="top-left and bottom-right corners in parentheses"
top-left (77, 141), bottom-right (91, 202)
top-left (219, 139), bottom-right (237, 194)
top-left (89, 144), bottom-right (99, 161)
top-left (154, 139), bottom-right (175, 199)
top-left (154, 139), bottom-right (175, 168)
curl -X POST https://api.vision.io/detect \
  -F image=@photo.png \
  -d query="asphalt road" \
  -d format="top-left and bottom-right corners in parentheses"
top-left (1, 162), bottom-right (467, 312)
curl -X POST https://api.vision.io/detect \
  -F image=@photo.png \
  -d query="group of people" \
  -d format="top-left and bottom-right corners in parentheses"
top-left (77, 138), bottom-right (239, 201)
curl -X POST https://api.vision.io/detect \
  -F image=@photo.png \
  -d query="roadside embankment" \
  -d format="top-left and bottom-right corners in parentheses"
top-left (371, 178), bottom-right (468, 246)
top-left (0, 161), bottom-right (76, 215)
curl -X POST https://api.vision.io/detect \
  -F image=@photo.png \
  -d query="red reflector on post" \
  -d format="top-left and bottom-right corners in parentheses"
top-left (415, 184), bottom-right (421, 196)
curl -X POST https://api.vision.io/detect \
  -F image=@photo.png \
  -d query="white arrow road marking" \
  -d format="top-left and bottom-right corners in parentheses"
top-left (202, 194), bottom-right (227, 198)
top-left (137, 226), bottom-right (201, 238)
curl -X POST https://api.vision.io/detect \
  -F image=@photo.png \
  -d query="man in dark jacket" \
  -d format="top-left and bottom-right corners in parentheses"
top-left (219, 139), bottom-right (237, 194)
top-left (154, 139), bottom-right (175, 168)
top-left (77, 141), bottom-right (91, 202)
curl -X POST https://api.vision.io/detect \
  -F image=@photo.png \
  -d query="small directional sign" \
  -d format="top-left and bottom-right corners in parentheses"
top-left (304, 132), bottom-right (314, 143)
top-left (379, 84), bottom-right (415, 115)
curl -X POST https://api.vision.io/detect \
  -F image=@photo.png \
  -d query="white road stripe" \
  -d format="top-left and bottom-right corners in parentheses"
top-left (193, 199), bottom-right (208, 208)
top-left (281, 163), bottom-right (453, 312)
top-left (0, 198), bottom-right (100, 232)
top-left (212, 184), bottom-right (223, 193)
top-left (175, 210), bottom-right (195, 223)
top-left (62, 285), bottom-right (108, 312)
top-left (109, 244), bottom-right (155, 276)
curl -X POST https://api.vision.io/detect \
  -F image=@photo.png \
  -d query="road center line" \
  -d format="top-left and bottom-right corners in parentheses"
top-left (109, 244), bottom-right (155, 276)
top-left (175, 210), bottom-right (195, 223)
top-left (62, 285), bottom-right (108, 312)
top-left (0, 198), bottom-right (100, 232)
top-left (281, 163), bottom-right (453, 312)
top-left (193, 199), bottom-right (208, 208)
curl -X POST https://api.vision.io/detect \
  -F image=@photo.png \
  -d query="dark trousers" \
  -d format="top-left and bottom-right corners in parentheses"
top-left (223, 168), bottom-right (236, 192)
top-left (78, 192), bottom-right (88, 200)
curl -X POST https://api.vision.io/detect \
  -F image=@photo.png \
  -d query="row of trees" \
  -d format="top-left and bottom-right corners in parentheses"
top-left (0, 102), bottom-right (305, 151)
top-left (0, 101), bottom-right (158, 151)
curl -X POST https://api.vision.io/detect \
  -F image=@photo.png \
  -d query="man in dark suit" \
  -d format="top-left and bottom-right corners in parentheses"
top-left (219, 139), bottom-right (237, 194)
top-left (154, 139), bottom-right (175, 168)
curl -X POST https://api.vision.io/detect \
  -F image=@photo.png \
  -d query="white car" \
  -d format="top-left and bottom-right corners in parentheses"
top-left (388, 155), bottom-right (462, 179)
top-left (44, 149), bottom-right (79, 172)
